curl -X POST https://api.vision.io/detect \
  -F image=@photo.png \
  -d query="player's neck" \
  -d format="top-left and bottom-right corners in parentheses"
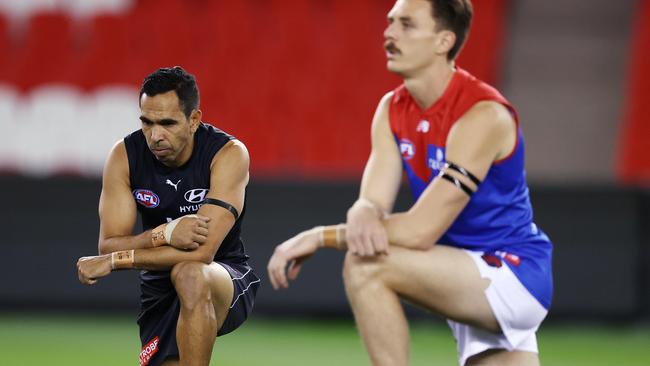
top-left (403, 61), bottom-right (455, 111)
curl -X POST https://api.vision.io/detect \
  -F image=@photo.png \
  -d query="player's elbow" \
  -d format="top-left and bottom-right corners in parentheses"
top-left (388, 210), bottom-right (438, 250)
top-left (393, 212), bottom-right (438, 250)
top-left (97, 239), bottom-right (111, 255)
top-left (197, 254), bottom-right (213, 265)
top-left (193, 247), bottom-right (216, 265)
top-left (413, 240), bottom-right (435, 251)
top-left (392, 223), bottom-right (436, 250)
top-left (401, 231), bottom-right (436, 250)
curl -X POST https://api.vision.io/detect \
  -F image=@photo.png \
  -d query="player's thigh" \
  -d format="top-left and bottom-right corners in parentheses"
top-left (205, 262), bottom-right (235, 327)
top-left (347, 245), bottom-right (498, 331)
top-left (465, 349), bottom-right (540, 366)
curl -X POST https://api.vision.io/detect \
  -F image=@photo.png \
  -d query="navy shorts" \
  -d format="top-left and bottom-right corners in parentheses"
top-left (136, 261), bottom-right (260, 366)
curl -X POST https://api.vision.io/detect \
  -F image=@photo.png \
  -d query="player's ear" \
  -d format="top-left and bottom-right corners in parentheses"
top-left (435, 30), bottom-right (456, 56)
top-left (189, 109), bottom-right (202, 133)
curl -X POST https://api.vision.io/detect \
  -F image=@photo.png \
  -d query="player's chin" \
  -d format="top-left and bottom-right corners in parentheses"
top-left (386, 61), bottom-right (405, 75)
top-left (154, 153), bottom-right (174, 163)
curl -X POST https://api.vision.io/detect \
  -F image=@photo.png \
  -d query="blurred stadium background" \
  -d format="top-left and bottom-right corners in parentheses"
top-left (0, 0), bottom-right (649, 364)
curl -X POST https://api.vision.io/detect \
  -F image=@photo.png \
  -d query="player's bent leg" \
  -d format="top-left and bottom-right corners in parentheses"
top-left (465, 349), bottom-right (540, 366)
top-left (171, 261), bottom-right (234, 366)
top-left (343, 245), bottom-right (500, 366)
top-left (343, 253), bottom-right (410, 366)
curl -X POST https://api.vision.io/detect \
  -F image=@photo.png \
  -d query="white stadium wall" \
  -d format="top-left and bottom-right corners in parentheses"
top-left (0, 0), bottom-right (137, 176)
top-left (0, 84), bottom-right (138, 176)
top-left (0, 0), bottom-right (134, 20)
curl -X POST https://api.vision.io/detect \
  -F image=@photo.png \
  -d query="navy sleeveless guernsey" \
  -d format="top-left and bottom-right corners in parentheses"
top-left (124, 122), bottom-right (250, 277)
top-left (124, 122), bottom-right (258, 366)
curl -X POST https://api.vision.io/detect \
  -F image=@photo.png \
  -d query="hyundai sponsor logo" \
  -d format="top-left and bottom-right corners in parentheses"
top-left (184, 188), bottom-right (208, 203)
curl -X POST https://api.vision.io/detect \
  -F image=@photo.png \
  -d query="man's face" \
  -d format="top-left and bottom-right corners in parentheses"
top-left (384, 0), bottom-right (447, 76)
top-left (139, 91), bottom-right (199, 167)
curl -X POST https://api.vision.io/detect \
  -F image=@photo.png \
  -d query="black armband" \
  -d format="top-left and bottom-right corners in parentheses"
top-left (439, 173), bottom-right (474, 196)
top-left (203, 198), bottom-right (239, 220)
top-left (445, 161), bottom-right (482, 186)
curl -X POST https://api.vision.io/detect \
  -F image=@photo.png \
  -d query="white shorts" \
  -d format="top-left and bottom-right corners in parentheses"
top-left (447, 249), bottom-right (548, 366)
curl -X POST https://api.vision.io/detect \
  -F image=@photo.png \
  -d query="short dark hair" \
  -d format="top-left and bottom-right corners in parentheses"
top-left (427, 0), bottom-right (473, 61)
top-left (139, 66), bottom-right (199, 119)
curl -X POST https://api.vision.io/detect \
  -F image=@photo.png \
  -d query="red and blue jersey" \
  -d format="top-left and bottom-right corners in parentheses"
top-left (388, 68), bottom-right (553, 309)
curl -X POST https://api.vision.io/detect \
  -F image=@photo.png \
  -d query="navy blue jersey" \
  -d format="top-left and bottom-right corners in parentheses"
top-left (124, 123), bottom-right (250, 281)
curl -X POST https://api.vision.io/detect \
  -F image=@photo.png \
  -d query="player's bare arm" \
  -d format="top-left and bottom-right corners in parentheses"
top-left (78, 140), bottom-right (248, 284)
top-left (383, 100), bottom-right (516, 249)
top-left (268, 226), bottom-right (321, 289)
top-left (345, 92), bottom-right (403, 256)
top-left (268, 101), bottom-right (516, 288)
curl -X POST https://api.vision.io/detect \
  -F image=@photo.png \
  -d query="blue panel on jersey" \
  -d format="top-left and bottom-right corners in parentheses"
top-left (426, 144), bottom-right (446, 175)
top-left (402, 160), bottom-right (427, 200)
top-left (403, 144), bottom-right (447, 200)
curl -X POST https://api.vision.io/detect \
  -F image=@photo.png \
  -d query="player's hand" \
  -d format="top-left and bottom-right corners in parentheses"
top-left (169, 215), bottom-right (211, 250)
top-left (267, 228), bottom-right (320, 290)
top-left (77, 254), bottom-right (112, 285)
top-left (346, 198), bottom-right (389, 257)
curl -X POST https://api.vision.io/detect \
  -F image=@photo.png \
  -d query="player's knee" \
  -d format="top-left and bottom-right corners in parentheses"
top-left (466, 349), bottom-right (539, 366)
top-left (171, 261), bottom-right (211, 309)
top-left (342, 251), bottom-right (381, 292)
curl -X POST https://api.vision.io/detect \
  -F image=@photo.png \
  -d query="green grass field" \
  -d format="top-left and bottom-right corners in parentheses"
top-left (0, 314), bottom-right (648, 365)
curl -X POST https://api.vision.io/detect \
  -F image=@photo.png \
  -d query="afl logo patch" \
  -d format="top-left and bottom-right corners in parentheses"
top-left (133, 189), bottom-right (160, 208)
top-left (184, 188), bottom-right (209, 203)
top-left (399, 139), bottom-right (415, 160)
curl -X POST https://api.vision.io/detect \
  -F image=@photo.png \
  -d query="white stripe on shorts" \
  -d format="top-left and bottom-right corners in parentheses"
top-left (230, 278), bottom-right (260, 309)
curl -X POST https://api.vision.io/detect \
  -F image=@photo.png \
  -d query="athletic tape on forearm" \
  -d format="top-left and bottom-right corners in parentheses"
top-left (111, 249), bottom-right (134, 270)
top-left (164, 214), bottom-right (198, 243)
top-left (320, 224), bottom-right (345, 250)
top-left (151, 224), bottom-right (167, 247)
top-left (151, 214), bottom-right (198, 247)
